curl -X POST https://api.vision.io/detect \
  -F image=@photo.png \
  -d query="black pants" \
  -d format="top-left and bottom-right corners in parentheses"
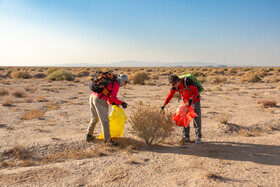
top-left (182, 100), bottom-right (201, 138)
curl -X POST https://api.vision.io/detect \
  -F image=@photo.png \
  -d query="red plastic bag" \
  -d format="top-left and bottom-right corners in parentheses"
top-left (173, 104), bottom-right (198, 127)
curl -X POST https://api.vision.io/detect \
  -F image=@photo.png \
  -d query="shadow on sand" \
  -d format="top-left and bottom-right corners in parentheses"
top-left (141, 141), bottom-right (280, 166)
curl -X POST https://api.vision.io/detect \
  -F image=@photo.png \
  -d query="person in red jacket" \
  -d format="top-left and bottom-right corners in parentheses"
top-left (162, 75), bottom-right (202, 144)
top-left (86, 74), bottom-right (130, 146)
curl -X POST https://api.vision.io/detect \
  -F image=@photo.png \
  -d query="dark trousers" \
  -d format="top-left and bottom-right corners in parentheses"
top-left (182, 100), bottom-right (202, 138)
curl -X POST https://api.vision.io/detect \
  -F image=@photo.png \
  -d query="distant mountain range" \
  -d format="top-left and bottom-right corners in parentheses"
top-left (55, 61), bottom-right (227, 67)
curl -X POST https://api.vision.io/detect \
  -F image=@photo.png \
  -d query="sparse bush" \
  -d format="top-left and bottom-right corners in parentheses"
top-left (45, 102), bottom-right (59, 110)
top-left (2, 99), bottom-right (12, 107)
top-left (76, 70), bottom-right (90, 77)
top-left (206, 76), bottom-right (227, 84)
top-left (241, 72), bottom-right (261, 83)
top-left (257, 100), bottom-right (277, 108)
top-left (22, 109), bottom-right (46, 120)
top-left (219, 112), bottom-right (231, 124)
top-left (46, 68), bottom-right (58, 75)
top-left (129, 101), bottom-right (175, 145)
top-left (0, 88), bottom-right (9, 96)
top-left (3, 145), bottom-right (34, 160)
top-left (131, 72), bottom-right (150, 85)
top-left (46, 70), bottom-right (74, 81)
top-left (33, 73), bottom-right (47, 79)
top-left (11, 71), bottom-right (32, 79)
top-left (12, 90), bottom-right (25, 98)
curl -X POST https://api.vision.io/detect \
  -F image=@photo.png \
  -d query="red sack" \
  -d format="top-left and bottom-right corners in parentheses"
top-left (173, 104), bottom-right (198, 127)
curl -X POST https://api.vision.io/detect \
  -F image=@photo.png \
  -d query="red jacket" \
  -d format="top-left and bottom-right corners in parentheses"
top-left (164, 79), bottom-right (200, 105)
top-left (91, 81), bottom-right (123, 105)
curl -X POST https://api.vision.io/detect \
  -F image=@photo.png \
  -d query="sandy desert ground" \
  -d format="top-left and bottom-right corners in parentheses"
top-left (0, 67), bottom-right (280, 186)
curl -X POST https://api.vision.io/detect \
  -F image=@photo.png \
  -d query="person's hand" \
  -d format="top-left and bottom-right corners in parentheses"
top-left (121, 102), bottom-right (128, 109)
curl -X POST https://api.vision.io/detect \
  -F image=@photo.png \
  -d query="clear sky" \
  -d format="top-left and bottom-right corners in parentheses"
top-left (0, 0), bottom-right (279, 66)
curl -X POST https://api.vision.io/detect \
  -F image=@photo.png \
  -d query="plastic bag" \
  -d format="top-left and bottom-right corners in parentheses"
top-left (98, 105), bottom-right (127, 139)
top-left (173, 104), bottom-right (198, 127)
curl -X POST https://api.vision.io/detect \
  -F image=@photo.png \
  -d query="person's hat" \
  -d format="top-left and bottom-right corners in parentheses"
top-left (118, 74), bottom-right (131, 86)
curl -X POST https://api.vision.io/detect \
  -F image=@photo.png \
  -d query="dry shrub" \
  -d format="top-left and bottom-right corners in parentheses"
top-left (239, 128), bottom-right (262, 137)
top-left (257, 100), bottom-right (277, 108)
top-left (241, 72), bottom-right (261, 83)
top-left (213, 86), bottom-right (222, 91)
top-left (219, 112), bottom-right (231, 124)
top-left (46, 102), bottom-right (60, 110)
top-left (11, 71), bottom-right (32, 79)
top-left (0, 88), bottom-right (9, 96)
top-left (131, 72), bottom-right (150, 85)
top-left (2, 99), bottom-right (12, 107)
top-left (206, 76), bottom-right (227, 84)
top-left (46, 70), bottom-right (74, 81)
top-left (12, 90), bottom-right (25, 98)
top-left (129, 101), bottom-right (175, 145)
top-left (36, 96), bottom-right (48, 102)
top-left (2, 145), bottom-right (33, 160)
top-left (46, 68), bottom-right (58, 75)
top-left (22, 109), bottom-right (46, 120)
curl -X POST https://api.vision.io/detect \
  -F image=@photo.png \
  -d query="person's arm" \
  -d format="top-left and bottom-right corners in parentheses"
top-left (164, 87), bottom-right (176, 106)
top-left (108, 82), bottom-right (123, 105)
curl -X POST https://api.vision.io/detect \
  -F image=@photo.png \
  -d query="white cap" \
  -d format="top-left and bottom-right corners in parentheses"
top-left (117, 74), bottom-right (131, 86)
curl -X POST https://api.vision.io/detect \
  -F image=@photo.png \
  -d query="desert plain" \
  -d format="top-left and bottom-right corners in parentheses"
top-left (0, 66), bottom-right (280, 186)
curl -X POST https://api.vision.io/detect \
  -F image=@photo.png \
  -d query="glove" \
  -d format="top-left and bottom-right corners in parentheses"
top-left (188, 99), bottom-right (193, 106)
top-left (121, 102), bottom-right (127, 109)
top-left (112, 103), bottom-right (119, 106)
top-left (161, 106), bottom-right (165, 111)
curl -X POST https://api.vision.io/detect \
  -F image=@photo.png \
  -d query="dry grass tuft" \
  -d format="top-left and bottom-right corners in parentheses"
top-left (12, 90), bottom-right (25, 98)
top-left (45, 102), bottom-right (60, 110)
top-left (0, 88), bottom-right (9, 96)
top-left (11, 71), bottom-right (32, 79)
top-left (257, 100), bottom-right (277, 108)
top-left (218, 112), bottom-right (231, 124)
top-left (203, 172), bottom-right (221, 180)
top-left (130, 72), bottom-right (150, 85)
top-left (36, 96), bottom-right (48, 102)
top-left (241, 72), bottom-right (261, 83)
top-left (238, 128), bottom-right (263, 137)
top-left (22, 109), bottom-right (46, 120)
top-left (2, 144), bottom-right (34, 160)
top-left (2, 99), bottom-right (13, 107)
top-left (129, 101), bottom-right (175, 145)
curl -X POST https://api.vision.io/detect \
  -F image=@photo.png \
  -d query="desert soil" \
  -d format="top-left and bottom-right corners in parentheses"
top-left (0, 78), bottom-right (280, 186)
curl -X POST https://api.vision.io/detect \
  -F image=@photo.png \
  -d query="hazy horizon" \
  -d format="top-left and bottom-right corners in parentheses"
top-left (0, 0), bottom-right (279, 67)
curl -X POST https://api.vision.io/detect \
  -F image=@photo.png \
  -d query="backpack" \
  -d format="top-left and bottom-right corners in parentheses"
top-left (178, 74), bottom-right (204, 93)
top-left (89, 71), bottom-right (117, 97)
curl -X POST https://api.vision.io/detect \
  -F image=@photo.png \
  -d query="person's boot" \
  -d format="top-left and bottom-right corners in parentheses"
top-left (104, 139), bottom-right (118, 146)
top-left (86, 134), bottom-right (96, 142)
top-left (196, 137), bottom-right (202, 144)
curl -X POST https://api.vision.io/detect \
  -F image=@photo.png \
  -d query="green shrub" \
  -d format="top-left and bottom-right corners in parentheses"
top-left (47, 70), bottom-right (74, 81)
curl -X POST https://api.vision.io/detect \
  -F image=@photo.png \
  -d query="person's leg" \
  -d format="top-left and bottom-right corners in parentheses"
top-left (193, 101), bottom-right (202, 143)
top-left (182, 126), bottom-right (190, 141)
top-left (87, 94), bottom-right (99, 136)
top-left (92, 96), bottom-right (111, 141)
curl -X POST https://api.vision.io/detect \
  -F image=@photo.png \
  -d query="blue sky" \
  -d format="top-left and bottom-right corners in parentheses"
top-left (0, 0), bottom-right (279, 66)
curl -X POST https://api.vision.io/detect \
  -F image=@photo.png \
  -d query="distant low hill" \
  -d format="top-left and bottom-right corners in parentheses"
top-left (55, 61), bottom-right (227, 67)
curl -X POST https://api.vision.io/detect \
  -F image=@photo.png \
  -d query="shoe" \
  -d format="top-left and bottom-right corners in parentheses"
top-left (196, 137), bottom-right (202, 144)
top-left (104, 139), bottom-right (118, 146)
top-left (180, 137), bottom-right (191, 144)
top-left (86, 134), bottom-right (96, 142)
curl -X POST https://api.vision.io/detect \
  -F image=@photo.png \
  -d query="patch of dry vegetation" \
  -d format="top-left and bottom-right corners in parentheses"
top-left (0, 88), bottom-right (9, 96)
top-left (129, 101), bottom-right (175, 145)
top-left (12, 90), bottom-right (25, 98)
top-left (130, 72), bottom-right (150, 85)
top-left (22, 109), bottom-right (46, 120)
top-left (257, 100), bottom-right (277, 108)
top-left (11, 71), bottom-right (32, 79)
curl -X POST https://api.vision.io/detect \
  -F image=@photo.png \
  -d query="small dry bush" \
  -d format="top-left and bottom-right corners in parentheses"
top-left (239, 128), bottom-right (262, 137)
top-left (213, 86), bottom-right (222, 91)
top-left (0, 88), bottom-right (9, 96)
top-left (129, 101), bottom-right (175, 145)
top-left (46, 70), bottom-right (74, 81)
top-left (36, 96), bottom-right (48, 102)
top-left (22, 109), bottom-right (46, 120)
top-left (241, 72), bottom-right (261, 83)
top-left (257, 100), bottom-right (277, 108)
top-left (219, 112), bottom-right (231, 124)
top-left (11, 71), bottom-right (32, 79)
top-left (45, 102), bottom-right (60, 110)
top-left (2, 99), bottom-right (12, 107)
top-left (2, 145), bottom-right (33, 160)
top-left (206, 76), bottom-right (227, 84)
top-left (131, 72), bottom-right (150, 85)
top-left (12, 90), bottom-right (25, 98)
